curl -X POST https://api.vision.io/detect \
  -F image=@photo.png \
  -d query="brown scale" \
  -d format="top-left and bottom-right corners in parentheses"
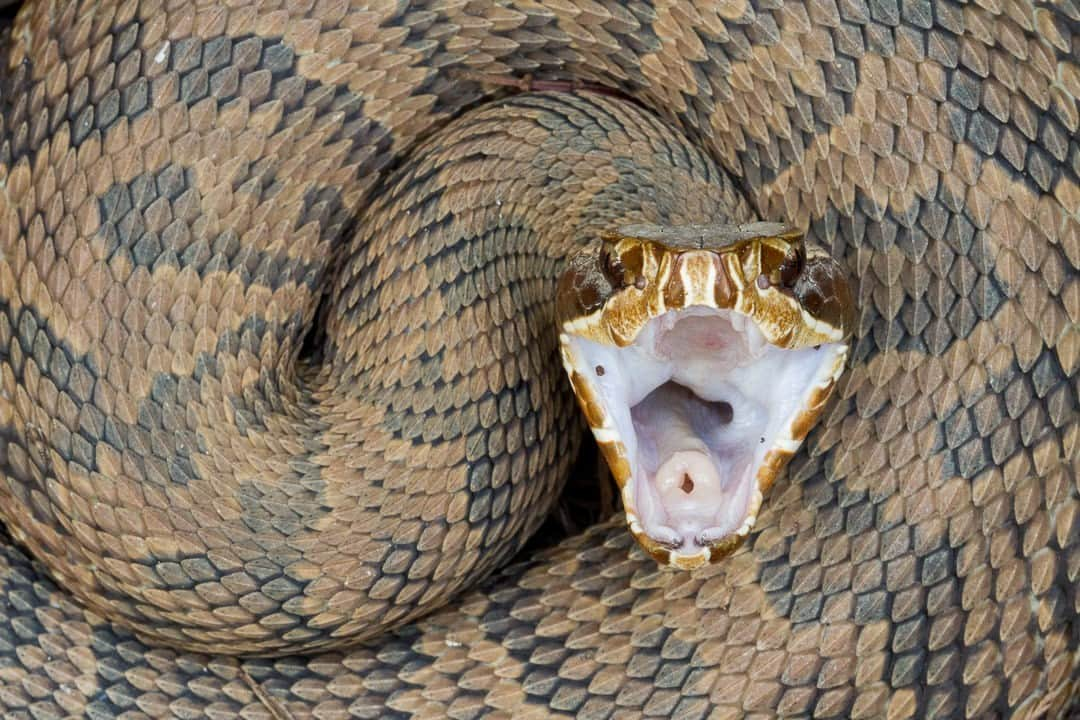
top-left (0, 0), bottom-right (1076, 719)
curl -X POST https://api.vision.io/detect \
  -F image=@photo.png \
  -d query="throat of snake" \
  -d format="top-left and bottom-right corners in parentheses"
top-left (564, 307), bottom-right (845, 567)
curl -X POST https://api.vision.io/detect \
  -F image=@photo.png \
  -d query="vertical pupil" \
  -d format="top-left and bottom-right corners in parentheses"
top-left (601, 245), bottom-right (625, 286)
top-left (779, 247), bottom-right (802, 286)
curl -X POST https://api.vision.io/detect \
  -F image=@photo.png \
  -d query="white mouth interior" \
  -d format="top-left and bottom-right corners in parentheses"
top-left (567, 307), bottom-right (843, 554)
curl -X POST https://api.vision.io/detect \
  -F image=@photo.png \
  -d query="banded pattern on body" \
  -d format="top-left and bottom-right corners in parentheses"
top-left (0, 0), bottom-right (1077, 719)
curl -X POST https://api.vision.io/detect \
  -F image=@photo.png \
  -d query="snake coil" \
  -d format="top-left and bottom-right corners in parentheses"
top-left (0, 0), bottom-right (1076, 718)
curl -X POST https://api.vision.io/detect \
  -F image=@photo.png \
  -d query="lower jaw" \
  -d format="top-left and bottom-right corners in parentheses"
top-left (621, 379), bottom-right (762, 566)
top-left (626, 509), bottom-right (756, 569)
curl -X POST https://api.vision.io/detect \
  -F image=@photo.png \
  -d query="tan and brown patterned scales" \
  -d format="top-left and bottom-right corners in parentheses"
top-left (0, 0), bottom-right (1076, 718)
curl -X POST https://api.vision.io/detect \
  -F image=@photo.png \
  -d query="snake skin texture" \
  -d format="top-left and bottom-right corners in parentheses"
top-left (0, 0), bottom-right (1077, 718)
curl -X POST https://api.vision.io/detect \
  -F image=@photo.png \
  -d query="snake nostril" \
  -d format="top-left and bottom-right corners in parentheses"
top-left (717, 401), bottom-right (733, 424)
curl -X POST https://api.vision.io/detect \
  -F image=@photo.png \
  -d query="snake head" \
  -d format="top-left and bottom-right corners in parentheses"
top-left (557, 222), bottom-right (855, 569)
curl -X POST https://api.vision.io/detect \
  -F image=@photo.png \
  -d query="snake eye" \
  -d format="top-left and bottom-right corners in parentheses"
top-left (600, 243), bottom-right (627, 288)
top-left (774, 244), bottom-right (804, 288)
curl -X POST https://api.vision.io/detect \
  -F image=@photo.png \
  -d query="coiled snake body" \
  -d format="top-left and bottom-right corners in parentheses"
top-left (0, 0), bottom-right (1077, 718)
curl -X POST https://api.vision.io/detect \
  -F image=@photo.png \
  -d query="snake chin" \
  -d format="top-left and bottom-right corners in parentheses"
top-left (564, 306), bottom-right (847, 568)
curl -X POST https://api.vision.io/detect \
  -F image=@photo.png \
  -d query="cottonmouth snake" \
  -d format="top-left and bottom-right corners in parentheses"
top-left (0, 0), bottom-right (1077, 717)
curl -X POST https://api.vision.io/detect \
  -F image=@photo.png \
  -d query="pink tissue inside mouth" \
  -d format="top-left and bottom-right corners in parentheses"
top-left (630, 382), bottom-right (757, 549)
top-left (566, 307), bottom-right (840, 554)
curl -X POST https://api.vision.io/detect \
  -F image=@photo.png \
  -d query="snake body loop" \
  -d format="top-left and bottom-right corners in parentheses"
top-left (0, 1), bottom-right (1077, 718)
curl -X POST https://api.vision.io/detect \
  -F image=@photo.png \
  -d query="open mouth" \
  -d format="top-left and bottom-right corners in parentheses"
top-left (562, 306), bottom-right (847, 566)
